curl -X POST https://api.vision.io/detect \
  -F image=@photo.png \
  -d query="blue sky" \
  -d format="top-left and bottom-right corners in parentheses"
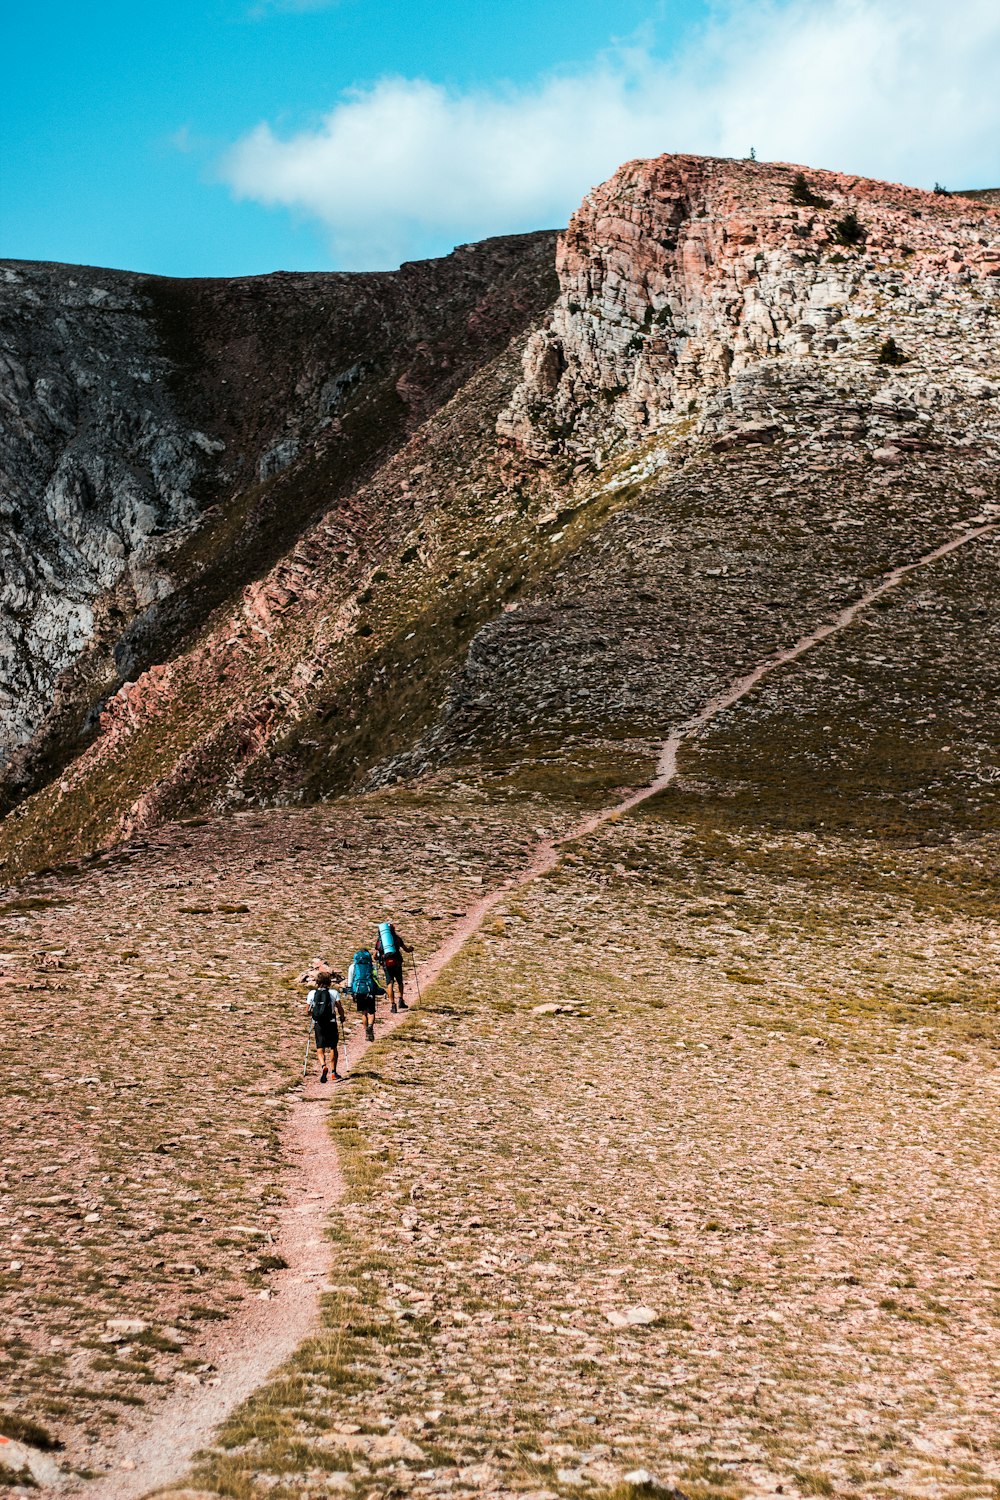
top-left (2, 0), bottom-right (998, 277)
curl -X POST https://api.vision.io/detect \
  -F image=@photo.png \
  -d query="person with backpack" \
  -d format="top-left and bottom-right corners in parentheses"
top-left (347, 947), bottom-right (384, 1042)
top-left (375, 920), bottom-right (414, 1013)
top-left (306, 970), bottom-right (347, 1083)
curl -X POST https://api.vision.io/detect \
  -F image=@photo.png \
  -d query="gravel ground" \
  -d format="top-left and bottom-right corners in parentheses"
top-left (170, 536), bottom-right (999, 1500)
top-left (7, 510), bottom-right (1000, 1494)
top-left (1, 493), bottom-right (996, 1500)
top-left (0, 794), bottom-right (553, 1477)
top-left (180, 803), bottom-right (999, 1500)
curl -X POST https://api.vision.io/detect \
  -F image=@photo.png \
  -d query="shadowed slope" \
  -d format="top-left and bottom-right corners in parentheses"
top-left (0, 233), bottom-right (559, 815)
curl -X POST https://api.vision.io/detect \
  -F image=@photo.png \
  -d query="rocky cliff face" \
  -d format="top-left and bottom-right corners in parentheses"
top-left (0, 235), bottom-right (558, 807)
top-left (0, 157), bottom-right (997, 881)
top-left (0, 263), bottom-right (212, 761)
top-left (499, 155), bottom-right (999, 462)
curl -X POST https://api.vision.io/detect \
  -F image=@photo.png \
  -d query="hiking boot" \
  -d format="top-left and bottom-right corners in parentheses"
top-left (332, 1070), bottom-right (342, 1080)
top-left (320, 1067), bottom-right (328, 1083)
top-left (398, 999), bottom-right (409, 1010)
top-left (366, 1024), bottom-right (375, 1042)
top-left (391, 1001), bottom-right (398, 1013)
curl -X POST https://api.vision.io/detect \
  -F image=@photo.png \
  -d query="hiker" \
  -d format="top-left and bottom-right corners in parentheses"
top-left (347, 947), bottom-right (384, 1042)
top-left (375, 920), bottom-right (414, 1013)
top-left (306, 969), bottom-right (347, 1083)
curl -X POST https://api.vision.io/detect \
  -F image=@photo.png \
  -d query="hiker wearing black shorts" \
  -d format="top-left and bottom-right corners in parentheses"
top-left (375, 922), bottom-right (414, 1013)
top-left (347, 948), bottom-right (384, 1042)
top-left (307, 972), bottom-right (347, 1083)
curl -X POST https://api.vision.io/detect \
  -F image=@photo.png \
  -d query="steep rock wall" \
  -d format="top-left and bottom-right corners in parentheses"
top-left (0, 263), bottom-right (215, 760)
top-left (499, 155), bottom-right (999, 462)
top-left (0, 234), bottom-right (558, 798)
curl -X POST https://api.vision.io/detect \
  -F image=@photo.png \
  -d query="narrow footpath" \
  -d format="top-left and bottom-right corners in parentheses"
top-left (63, 517), bottom-right (997, 1499)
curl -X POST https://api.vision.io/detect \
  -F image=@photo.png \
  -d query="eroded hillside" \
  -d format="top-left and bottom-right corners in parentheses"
top-left (0, 153), bottom-right (998, 1500)
top-left (2, 156), bottom-right (997, 885)
top-left (0, 235), bottom-right (558, 818)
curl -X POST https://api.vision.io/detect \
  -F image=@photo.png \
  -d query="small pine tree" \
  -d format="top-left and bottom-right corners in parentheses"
top-left (790, 172), bottom-right (832, 209)
top-left (832, 212), bottom-right (865, 246)
top-left (933, 182), bottom-right (950, 196)
top-left (877, 337), bottom-right (909, 366)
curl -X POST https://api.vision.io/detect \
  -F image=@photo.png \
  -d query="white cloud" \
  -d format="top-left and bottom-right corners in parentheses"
top-left (219, 0), bottom-right (1000, 269)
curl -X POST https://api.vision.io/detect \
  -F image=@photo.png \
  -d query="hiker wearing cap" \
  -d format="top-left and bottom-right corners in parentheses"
top-left (347, 948), bottom-right (384, 1042)
top-left (375, 920), bottom-right (414, 1013)
top-left (306, 970), bottom-right (347, 1083)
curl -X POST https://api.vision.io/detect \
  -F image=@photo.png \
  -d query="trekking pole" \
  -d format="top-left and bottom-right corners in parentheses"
top-left (302, 1025), bottom-right (312, 1079)
top-left (411, 951), bottom-right (422, 1006)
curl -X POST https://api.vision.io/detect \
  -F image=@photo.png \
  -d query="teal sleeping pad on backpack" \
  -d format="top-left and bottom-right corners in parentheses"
top-left (378, 921), bottom-right (397, 955)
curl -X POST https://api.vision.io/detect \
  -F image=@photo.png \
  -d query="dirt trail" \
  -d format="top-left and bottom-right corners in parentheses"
top-left (59, 517), bottom-right (996, 1499)
top-left (423, 518), bottom-right (999, 941)
top-left (65, 1083), bottom-right (348, 1499)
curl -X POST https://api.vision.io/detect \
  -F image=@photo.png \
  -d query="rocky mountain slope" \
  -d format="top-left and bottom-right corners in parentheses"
top-left (0, 155), bottom-right (998, 1499)
top-left (391, 159), bottom-right (999, 785)
top-left (0, 236), bottom-right (557, 816)
top-left (0, 156), bottom-right (997, 882)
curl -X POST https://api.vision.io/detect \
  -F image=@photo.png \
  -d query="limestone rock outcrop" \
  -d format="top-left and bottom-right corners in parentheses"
top-left (498, 155), bottom-right (999, 462)
top-left (0, 263), bottom-right (213, 761)
top-left (379, 157), bottom-right (999, 784)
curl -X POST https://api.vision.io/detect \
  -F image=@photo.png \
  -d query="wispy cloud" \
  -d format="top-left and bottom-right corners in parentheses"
top-left (219, 0), bottom-right (1000, 269)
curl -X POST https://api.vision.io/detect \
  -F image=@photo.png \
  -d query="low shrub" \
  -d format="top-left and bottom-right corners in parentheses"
top-left (832, 212), bottom-right (865, 246)
top-left (790, 172), bottom-right (831, 209)
top-left (878, 337), bottom-right (909, 366)
top-left (0, 1409), bottom-right (61, 1449)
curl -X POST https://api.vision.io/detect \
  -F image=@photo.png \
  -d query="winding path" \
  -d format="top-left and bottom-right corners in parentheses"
top-left (66, 517), bottom-right (997, 1499)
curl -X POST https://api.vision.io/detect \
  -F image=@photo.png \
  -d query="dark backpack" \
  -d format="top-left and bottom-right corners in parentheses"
top-left (351, 950), bottom-right (380, 996)
top-left (310, 986), bottom-right (334, 1021)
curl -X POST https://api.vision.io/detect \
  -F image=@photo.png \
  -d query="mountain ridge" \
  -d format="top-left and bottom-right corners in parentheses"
top-left (0, 233), bottom-right (559, 820)
top-left (0, 154), bottom-right (997, 883)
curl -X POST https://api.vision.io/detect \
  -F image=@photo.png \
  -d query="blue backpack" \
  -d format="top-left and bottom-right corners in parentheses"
top-left (351, 949), bottom-right (381, 997)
